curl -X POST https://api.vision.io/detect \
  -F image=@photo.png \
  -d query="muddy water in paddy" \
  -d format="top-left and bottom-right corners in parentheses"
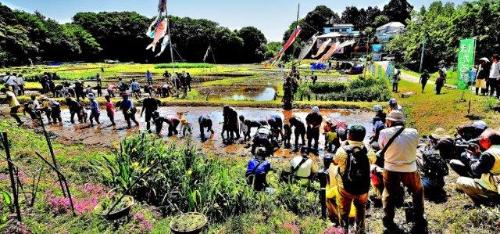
top-left (41, 106), bottom-right (374, 157)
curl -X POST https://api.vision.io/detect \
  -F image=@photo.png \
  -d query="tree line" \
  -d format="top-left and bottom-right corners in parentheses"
top-left (282, 0), bottom-right (499, 71)
top-left (0, 3), bottom-right (268, 66)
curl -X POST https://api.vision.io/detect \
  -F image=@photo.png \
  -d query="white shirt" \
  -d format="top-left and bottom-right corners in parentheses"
top-left (4, 75), bottom-right (18, 86)
top-left (290, 156), bottom-right (316, 178)
top-left (17, 77), bottom-right (24, 85)
top-left (490, 61), bottom-right (500, 79)
top-left (378, 126), bottom-right (419, 172)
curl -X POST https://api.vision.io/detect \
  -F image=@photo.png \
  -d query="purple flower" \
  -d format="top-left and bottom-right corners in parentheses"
top-left (133, 212), bottom-right (153, 232)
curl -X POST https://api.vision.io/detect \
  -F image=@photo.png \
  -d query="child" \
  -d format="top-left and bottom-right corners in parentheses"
top-left (177, 112), bottom-right (192, 137)
top-left (323, 120), bottom-right (339, 153)
top-left (50, 100), bottom-right (62, 124)
top-left (88, 94), bottom-right (100, 127)
top-left (105, 95), bottom-right (116, 126)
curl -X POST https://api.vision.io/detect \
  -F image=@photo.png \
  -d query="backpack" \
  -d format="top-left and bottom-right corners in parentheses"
top-left (417, 149), bottom-right (448, 179)
top-left (341, 145), bottom-right (370, 195)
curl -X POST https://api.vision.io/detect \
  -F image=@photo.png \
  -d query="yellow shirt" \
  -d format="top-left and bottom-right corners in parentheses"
top-left (328, 141), bottom-right (376, 191)
top-left (6, 91), bottom-right (20, 108)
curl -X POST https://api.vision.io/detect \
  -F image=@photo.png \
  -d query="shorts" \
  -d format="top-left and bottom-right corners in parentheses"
top-left (476, 79), bottom-right (486, 89)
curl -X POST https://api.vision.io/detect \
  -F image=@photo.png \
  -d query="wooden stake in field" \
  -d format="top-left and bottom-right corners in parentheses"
top-left (38, 114), bottom-right (67, 197)
top-left (1, 132), bottom-right (22, 222)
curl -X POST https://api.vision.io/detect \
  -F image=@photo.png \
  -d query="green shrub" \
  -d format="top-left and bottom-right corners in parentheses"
top-left (309, 83), bottom-right (346, 94)
top-left (94, 134), bottom-right (259, 223)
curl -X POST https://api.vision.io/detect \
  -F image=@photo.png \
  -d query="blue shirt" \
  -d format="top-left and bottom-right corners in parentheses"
top-left (120, 99), bottom-right (133, 110)
top-left (131, 82), bottom-right (140, 91)
top-left (90, 100), bottom-right (99, 113)
top-left (246, 158), bottom-right (271, 175)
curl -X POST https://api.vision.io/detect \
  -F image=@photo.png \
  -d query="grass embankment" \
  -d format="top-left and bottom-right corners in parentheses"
top-left (401, 69), bottom-right (459, 86)
top-left (394, 80), bottom-right (499, 134)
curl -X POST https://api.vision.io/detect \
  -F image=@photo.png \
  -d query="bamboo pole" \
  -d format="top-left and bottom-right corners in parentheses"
top-left (1, 132), bottom-right (22, 222)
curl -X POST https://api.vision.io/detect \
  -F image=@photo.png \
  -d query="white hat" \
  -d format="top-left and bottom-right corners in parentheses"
top-left (479, 57), bottom-right (490, 63)
top-left (312, 106), bottom-right (320, 113)
top-left (386, 111), bottom-right (405, 123)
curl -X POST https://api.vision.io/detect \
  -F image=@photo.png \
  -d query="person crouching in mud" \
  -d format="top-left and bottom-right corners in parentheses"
top-left (198, 115), bottom-right (214, 142)
top-left (252, 126), bottom-right (277, 157)
top-left (152, 111), bottom-right (179, 136)
top-left (65, 96), bottom-right (87, 124)
top-left (222, 106), bottom-right (240, 144)
top-left (267, 114), bottom-right (284, 143)
top-left (239, 115), bottom-right (268, 142)
top-left (289, 115), bottom-right (306, 152)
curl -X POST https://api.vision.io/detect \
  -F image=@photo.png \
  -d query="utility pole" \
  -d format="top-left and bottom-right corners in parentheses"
top-left (419, 36), bottom-right (426, 73)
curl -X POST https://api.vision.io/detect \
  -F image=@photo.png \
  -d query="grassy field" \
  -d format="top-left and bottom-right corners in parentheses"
top-left (1, 63), bottom-right (499, 233)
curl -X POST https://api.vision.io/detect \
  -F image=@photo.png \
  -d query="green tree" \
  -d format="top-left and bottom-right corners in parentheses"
top-left (383, 0), bottom-right (414, 24)
top-left (237, 26), bottom-right (267, 63)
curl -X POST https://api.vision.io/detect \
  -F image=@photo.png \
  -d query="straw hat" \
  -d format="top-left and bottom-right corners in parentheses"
top-left (386, 111), bottom-right (405, 123)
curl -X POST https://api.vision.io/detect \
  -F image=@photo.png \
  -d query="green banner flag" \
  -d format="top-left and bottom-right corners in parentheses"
top-left (457, 38), bottom-right (476, 90)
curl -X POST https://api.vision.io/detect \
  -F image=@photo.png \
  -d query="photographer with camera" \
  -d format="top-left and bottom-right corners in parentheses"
top-left (456, 129), bottom-right (500, 205)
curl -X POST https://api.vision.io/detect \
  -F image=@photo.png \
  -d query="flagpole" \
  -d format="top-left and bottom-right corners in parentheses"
top-left (294, 3), bottom-right (300, 66)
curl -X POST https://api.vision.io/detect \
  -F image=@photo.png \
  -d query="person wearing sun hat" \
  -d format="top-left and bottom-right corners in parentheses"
top-left (378, 110), bottom-right (427, 233)
top-left (429, 128), bottom-right (455, 160)
top-left (476, 57), bottom-right (490, 95)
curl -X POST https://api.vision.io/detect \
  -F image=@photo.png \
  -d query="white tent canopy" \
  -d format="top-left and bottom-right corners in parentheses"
top-left (376, 22), bottom-right (405, 34)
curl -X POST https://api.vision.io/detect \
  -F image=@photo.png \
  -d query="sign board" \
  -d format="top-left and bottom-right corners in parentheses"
top-left (457, 38), bottom-right (476, 90)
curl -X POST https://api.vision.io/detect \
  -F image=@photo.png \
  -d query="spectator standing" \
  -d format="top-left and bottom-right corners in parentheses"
top-left (488, 54), bottom-right (499, 98)
top-left (331, 125), bottom-right (375, 233)
top-left (392, 67), bottom-right (401, 93)
top-left (378, 111), bottom-right (427, 233)
top-left (419, 70), bottom-right (430, 93)
top-left (435, 70), bottom-right (446, 95)
top-left (476, 58), bottom-right (490, 95)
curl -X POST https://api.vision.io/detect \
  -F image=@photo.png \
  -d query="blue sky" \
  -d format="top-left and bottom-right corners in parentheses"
top-left (3, 0), bottom-right (466, 41)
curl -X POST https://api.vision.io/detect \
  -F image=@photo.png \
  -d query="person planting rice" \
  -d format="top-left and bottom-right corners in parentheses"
top-left (289, 115), bottom-right (306, 152)
top-left (141, 94), bottom-right (160, 132)
top-left (50, 100), bottom-right (62, 124)
top-left (306, 106), bottom-right (323, 154)
top-left (323, 120), bottom-right (340, 153)
top-left (118, 93), bottom-right (139, 129)
top-left (240, 115), bottom-right (268, 142)
top-left (222, 106), bottom-right (240, 143)
top-left (39, 95), bottom-right (52, 123)
top-left (130, 79), bottom-right (141, 99)
top-left (88, 93), bottom-right (101, 127)
top-left (105, 95), bottom-right (116, 126)
top-left (251, 126), bottom-right (276, 157)
top-left (178, 112), bottom-right (192, 137)
top-left (66, 97), bottom-right (87, 124)
top-left (267, 114), bottom-right (284, 143)
top-left (1, 85), bottom-right (23, 126)
top-left (198, 115), bottom-right (214, 142)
